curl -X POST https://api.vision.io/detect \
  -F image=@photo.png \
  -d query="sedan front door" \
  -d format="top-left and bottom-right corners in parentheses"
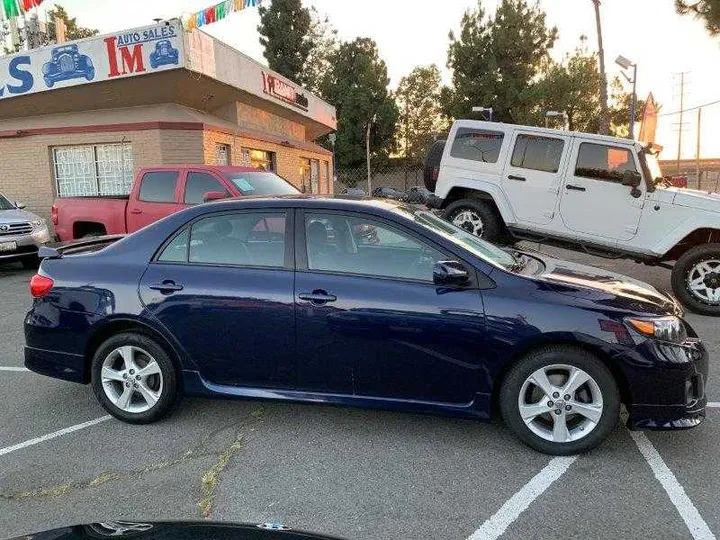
top-left (294, 210), bottom-right (487, 404)
top-left (139, 209), bottom-right (296, 389)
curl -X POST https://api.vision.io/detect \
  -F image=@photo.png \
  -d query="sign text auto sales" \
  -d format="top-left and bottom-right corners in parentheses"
top-left (262, 72), bottom-right (309, 111)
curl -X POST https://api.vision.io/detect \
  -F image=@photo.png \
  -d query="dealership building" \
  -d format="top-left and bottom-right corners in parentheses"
top-left (0, 21), bottom-right (337, 222)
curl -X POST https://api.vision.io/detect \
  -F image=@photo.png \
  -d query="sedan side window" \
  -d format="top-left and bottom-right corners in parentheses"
top-left (157, 212), bottom-right (286, 268)
top-left (305, 213), bottom-right (444, 282)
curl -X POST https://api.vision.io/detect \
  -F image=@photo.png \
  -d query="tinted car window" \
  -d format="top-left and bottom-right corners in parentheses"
top-left (0, 194), bottom-right (14, 210)
top-left (305, 213), bottom-right (444, 282)
top-left (188, 212), bottom-right (286, 267)
top-left (139, 171), bottom-right (178, 203)
top-left (575, 143), bottom-right (638, 182)
top-left (511, 134), bottom-right (565, 173)
top-left (450, 128), bottom-right (504, 163)
top-left (158, 228), bottom-right (189, 263)
top-left (184, 173), bottom-right (227, 205)
top-left (225, 172), bottom-right (300, 196)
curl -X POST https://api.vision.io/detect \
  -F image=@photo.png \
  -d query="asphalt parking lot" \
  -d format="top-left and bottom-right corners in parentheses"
top-left (1, 245), bottom-right (719, 540)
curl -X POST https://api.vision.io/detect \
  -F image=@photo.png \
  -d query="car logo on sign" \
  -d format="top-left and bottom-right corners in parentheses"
top-left (0, 224), bottom-right (9, 232)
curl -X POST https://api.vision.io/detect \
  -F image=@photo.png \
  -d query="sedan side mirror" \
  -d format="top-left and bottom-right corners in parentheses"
top-left (621, 170), bottom-right (642, 188)
top-left (433, 260), bottom-right (470, 286)
top-left (14, 201), bottom-right (26, 209)
top-left (203, 191), bottom-right (228, 203)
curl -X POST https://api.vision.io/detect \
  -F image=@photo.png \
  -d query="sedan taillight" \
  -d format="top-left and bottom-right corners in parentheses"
top-left (30, 275), bottom-right (54, 298)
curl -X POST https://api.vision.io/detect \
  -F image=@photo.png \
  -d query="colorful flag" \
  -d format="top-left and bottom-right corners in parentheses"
top-left (183, 0), bottom-right (262, 30)
top-left (20, 0), bottom-right (43, 11)
top-left (2, 0), bottom-right (20, 19)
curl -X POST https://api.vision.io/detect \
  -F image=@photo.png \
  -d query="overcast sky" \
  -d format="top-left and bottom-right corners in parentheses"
top-left (35, 0), bottom-right (720, 159)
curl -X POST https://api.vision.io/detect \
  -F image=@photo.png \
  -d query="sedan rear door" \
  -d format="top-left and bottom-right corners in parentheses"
top-left (138, 209), bottom-right (296, 389)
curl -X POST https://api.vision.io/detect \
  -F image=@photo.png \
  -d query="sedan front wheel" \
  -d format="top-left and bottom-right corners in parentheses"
top-left (499, 345), bottom-right (620, 455)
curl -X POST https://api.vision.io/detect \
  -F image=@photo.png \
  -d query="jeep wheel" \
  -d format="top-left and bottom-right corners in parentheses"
top-left (444, 198), bottom-right (508, 244)
top-left (672, 243), bottom-right (720, 316)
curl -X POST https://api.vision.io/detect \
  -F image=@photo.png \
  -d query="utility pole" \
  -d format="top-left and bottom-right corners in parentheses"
top-left (366, 114), bottom-right (376, 195)
top-left (677, 72), bottom-right (686, 175)
top-left (592, 0), bottom-right (610, 135)
top-left (696, 107), bottom-right (702, 187)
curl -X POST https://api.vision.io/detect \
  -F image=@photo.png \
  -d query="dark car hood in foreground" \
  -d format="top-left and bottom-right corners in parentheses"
top-left (5, 520), bottom-right (347, 540)
top-left (528, 254), bottom-right (681, 316)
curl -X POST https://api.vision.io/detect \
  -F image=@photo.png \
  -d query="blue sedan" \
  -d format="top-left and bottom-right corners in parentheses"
top-left (24, 197), bottom-right (708, 454)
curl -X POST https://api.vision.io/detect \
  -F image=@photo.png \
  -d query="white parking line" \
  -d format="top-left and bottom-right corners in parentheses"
top-left (630, 431), bottom-right (716, 540)
top-left (0, 367), bottom-right (30, 372)
top-left (0, 415), bottom-right (111, 458)
top-left (466, 456), bottom-right (578, 540)
top-left (707, 402), bottom-right (720, 408)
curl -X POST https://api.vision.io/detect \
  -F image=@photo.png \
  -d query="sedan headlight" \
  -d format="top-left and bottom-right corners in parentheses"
top-left (626, 316), bottom-right (688, 344)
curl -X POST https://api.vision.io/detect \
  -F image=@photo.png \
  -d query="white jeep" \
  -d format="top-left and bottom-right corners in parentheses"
top-left (424, 119), bottom-right (720, 315)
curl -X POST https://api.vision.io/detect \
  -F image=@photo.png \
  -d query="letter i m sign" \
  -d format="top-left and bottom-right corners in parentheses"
top-left (104, 37), bottom-right (146, 77)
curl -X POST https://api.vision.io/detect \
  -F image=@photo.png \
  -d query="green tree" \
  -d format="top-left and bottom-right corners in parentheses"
top-left (534, 39), bottom-right (602, 132)
top-left (258, 0), bottom-right (312, 83)
top-left (320, 38), bottom-right (399, 169)
top-left (676, 0), bottom-right (720, 35)
top-left (395, 65), bottom-right (447, 166)
top-left (303, 7), bottom-right (339, 95)
top-left (46, 5), bottom-right (98, 43)
top-left (443, 0), bottom-right (558, 123)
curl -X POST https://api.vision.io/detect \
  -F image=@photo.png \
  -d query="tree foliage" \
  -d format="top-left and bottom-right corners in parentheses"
top-left (303, 7), bottom-right (339, 95)
top-left (443, 0), bottom-right (558, 123)
top-left (395, 65), bottom-right (447, 166)
top-left (320, 38), bottom-right (399, 169)
top-left (46, 5), bottom-right (98, 43)
top-left (257, 0), bottom-right (312, 83)
top-left (676, 0), bottom-right (720, 35)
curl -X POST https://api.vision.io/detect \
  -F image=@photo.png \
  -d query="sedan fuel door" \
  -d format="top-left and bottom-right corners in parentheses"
top-left (558, 141), bottom-right (646, 242)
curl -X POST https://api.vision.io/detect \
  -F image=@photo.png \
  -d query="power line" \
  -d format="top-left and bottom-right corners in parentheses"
top-left (658, 98), bottom-right (720, 117)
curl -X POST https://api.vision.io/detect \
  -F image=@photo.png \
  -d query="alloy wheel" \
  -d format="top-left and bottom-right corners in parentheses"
top-left (686, 259), bottom-right (720, 304)
top-left (101, 346), bottom-right (163, 413)
top-left (518, 364), bottom-right (604, 443)
top-left (451, 210), bottom-right (484, 237)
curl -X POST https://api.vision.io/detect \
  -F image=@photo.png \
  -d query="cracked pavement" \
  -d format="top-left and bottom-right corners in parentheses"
top-left (2, 246), bottom-right (720, 540)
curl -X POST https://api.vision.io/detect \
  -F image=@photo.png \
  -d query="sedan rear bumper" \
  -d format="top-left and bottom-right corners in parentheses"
top-left (24, 345), bottom-right (86, 383)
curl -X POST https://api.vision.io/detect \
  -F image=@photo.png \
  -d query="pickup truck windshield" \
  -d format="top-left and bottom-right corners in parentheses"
top-left (395, 207), bottom-right (517, 270)
top-left (225, 172), bottom-right (300, 196)
top-left (0, 194), bottom-right (14, 210)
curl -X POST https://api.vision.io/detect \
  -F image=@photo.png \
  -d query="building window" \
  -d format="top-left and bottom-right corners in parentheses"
top-left (53, 143), bottom-right (133, 198)
top-left (241, 148), bottom-right (276, 171)
top-left (216, 144), bottom-right (231, 166)
top-left (301, 157), bottom-right (320, 193)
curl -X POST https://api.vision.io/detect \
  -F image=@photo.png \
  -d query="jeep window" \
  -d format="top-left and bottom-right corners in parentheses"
top-left (450, 128), bottom-right (505, 163)
top-left (511, 134), bottom-right (565, 173)
top-left (575, 143), bottom-right (637, 182)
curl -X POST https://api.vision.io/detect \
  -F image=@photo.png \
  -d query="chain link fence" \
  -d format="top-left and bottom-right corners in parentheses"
top-left (334, 162), bottom-right (425, 196)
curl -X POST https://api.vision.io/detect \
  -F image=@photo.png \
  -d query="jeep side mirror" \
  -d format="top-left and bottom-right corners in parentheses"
top-left (433, 260), bottom-right (470, 286)
top-left (621, 170), bottom-right (642, 188)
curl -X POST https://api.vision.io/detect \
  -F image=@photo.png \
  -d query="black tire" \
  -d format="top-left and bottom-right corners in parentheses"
top-left (444, 198), bottom-right (508, 244)
top-left (423, 140), bottom-right (446, 191)
top-left (21, 256), bottom-right (40, 270)
top-left (91, 332), bottom-right (179, 424)
top-left (499, 345), bottom-right (620, 455)
top-left (672, 243), bottom-right (720, 316)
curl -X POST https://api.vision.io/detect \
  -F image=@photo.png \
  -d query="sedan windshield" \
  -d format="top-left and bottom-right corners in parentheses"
top-left (225, 172), bottom-right (300, 196)
top-left (0, 193), bottom-right (15, 210)
top-left (394, 207), bottom-right (517, 270)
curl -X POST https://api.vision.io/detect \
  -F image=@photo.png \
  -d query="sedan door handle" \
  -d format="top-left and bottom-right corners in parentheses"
top-left (508, 175), bottom-right (526, 181)
top-left (130, 209), bottom-right (143, 215)
top-left (149, 280), bottom-right (184, 293)
top-left (565, 184), bottom-right (586, 192)
top-left (299, 291), bottom-right (337, 304)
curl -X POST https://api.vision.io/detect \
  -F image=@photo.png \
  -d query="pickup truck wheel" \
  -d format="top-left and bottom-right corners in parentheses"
top-left (672, 243), bottom-right (720, 316)
top-left (444, 198), bottom-right (507, 244)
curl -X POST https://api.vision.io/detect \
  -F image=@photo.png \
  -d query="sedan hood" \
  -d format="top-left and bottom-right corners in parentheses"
top-left (0, 208), bottom-right (40, 223)
top-left (530, 256), bottom-right (680, 316)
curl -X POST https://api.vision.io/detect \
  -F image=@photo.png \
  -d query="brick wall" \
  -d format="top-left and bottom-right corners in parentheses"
top-left (203, 130), bottom-right (333, 194)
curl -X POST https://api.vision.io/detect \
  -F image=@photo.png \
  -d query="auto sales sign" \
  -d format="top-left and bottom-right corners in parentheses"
top-left (0, 21), bottom-right (184, 101)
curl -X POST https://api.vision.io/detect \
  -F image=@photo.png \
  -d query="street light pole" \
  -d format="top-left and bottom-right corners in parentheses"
top-left (628, 63), bottom-right (638, 140)
top-left (366, 113), bottom-right (376, 195)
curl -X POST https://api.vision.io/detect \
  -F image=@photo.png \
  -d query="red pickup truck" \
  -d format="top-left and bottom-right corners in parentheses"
top-left (52, 165), bottom-right (299, 241)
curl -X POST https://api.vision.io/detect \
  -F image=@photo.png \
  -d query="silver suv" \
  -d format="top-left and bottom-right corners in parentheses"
top-left (0, 193), bottom-right (50, 269)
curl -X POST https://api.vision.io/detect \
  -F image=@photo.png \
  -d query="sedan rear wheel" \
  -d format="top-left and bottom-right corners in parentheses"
top-left (500, 345), bottom-right (620, 455)
top-left (91, 332), bottom-right (179, 424)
